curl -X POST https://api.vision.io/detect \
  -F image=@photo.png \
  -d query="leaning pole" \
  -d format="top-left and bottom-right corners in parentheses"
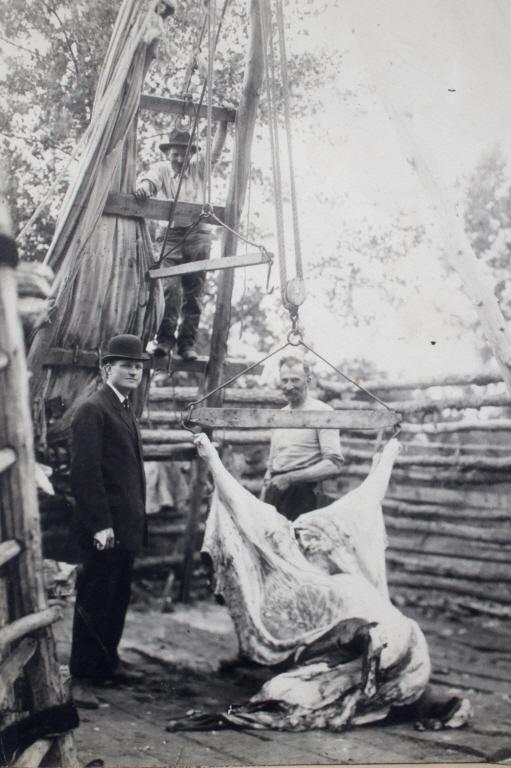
top-left (180, 0), bottom-right (265, 601)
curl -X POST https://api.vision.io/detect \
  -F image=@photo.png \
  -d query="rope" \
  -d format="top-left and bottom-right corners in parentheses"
top-left (260, 1), bottom-right (288, 308)
top-left (275, 0), bottom-right (303, 281)
top-left (204, 0), bottom-right (216, 209)
top-left (157, 0), bottom-right (229, 265)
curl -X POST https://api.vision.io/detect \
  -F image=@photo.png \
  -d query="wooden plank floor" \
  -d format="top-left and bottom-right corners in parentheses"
top-left (56, 601), bottom-right (511, 767)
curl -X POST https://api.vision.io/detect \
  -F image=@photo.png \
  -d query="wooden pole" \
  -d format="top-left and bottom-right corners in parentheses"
top-left (0, 241), bottom-right (78, 766)
top-left (179, 0), bottom-right (265, 602)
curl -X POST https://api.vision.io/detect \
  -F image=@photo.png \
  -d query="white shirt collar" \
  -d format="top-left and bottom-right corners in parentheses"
top-left (107, 380), bottom-right (127, 404)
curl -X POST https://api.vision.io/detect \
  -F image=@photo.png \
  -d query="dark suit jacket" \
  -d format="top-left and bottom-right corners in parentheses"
top-left (70, 384), bottom-right (147, 555)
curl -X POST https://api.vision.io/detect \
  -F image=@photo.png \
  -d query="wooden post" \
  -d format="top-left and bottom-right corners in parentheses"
top-left (0, 240), bottom-right (78, 765)
top-left (179, 0), bottom-right (265, 602)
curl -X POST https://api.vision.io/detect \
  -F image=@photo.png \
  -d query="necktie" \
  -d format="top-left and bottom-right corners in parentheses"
top-left (123, 398), bottom-right (130, 410)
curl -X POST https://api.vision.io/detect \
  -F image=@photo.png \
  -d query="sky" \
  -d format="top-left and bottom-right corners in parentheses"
top-left (226, 0), bottom-right (511, 379)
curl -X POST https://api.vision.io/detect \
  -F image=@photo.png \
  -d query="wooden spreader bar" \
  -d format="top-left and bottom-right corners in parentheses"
top-left (187, 407), bottom-right (401, 430)
top-left (103, 192), bottom-right (225, 225)
top-left (149, 251), bottom-right (271, 280)
top-left (140, 94), bottom-right (236, 124)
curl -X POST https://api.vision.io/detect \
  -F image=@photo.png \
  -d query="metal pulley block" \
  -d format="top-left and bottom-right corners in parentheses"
top-left (285, 277), bottom-right (306, 307)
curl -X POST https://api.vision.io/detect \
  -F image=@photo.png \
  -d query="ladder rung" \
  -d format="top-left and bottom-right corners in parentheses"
top-left (0, 351), bottom-right (8, 371)
top-left (103, 192), bottom-right (225, 225)
top-left (153, 355), bottom-right (263, 376)
top-left (140, 94), bottom-right (236, 124)
top-left (0, 447), bottom-right (16, 474)
top-left (0, 539), bottom-right (22, 568)
top-left (148, 252), bottom-right (271, 280)
top-left (187, 408), bottom-right (401, 430)
top-left (0, 607), bottom-right (61, 652)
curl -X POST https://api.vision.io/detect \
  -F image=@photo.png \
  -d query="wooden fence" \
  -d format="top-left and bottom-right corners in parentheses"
top-left (135, 373), bottom-right (511, 616)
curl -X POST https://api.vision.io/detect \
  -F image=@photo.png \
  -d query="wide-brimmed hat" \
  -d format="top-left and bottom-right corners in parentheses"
top-left (102, 334), bottom-right (150, 363)
top-left (159, 128), bottom-right (197, 153)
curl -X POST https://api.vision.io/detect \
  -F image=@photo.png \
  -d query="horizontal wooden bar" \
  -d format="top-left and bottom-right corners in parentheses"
top-left (103, 192), bottom-right (225, 225)
top-left (143, 443), bottom-right (196, 461)
top-left (12, 738), bottom-right (52, 768)
top-left (187, 407), bottom-right (401, 430)
top-left (0, 350), bottom-right (8, 371)
top-left (0, 539), bottom-right (22, 568)
top-left (148, 251), bottom-right (271, 280)
top-left (0, 446), bottom-right (16, 474)
top-left (140, 93), bottom-right (236, 123)
top-left (0, 607), bottom-right (61, 653)
top-left (0, 638), bottom-right (37, 705)
top-left (44, 348), bottom-right (261, 378)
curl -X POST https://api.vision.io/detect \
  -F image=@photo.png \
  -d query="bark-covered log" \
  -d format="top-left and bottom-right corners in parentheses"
top-left (343, 463), bottom-right (511, 486)
top-left (384, 513), bottom-right (510, 544)
top-left (329, 391), bottom-right (511, 414)
top-left (385, 481), bottom-right (511, 510)
top-left (0, 638), bottom-right (37, 706)
top-left (317, 371), bottom-right (503, 396)
top-left (388, 531), bottom-right (511, 562)
top-left (401, 418), bottom-right (511, 434)
top-left (388, 570), bottom-right (511, 604)
top-left (389, 586), bottom-right (511, 619)
top-left (0, 539), bottom-right (22, 568)
top-left (383, 498), bottom-right (511, 522)
top-left (386, 550), bottom-right (511, 583)
top-left (0, 608), bottom-right (62, 653)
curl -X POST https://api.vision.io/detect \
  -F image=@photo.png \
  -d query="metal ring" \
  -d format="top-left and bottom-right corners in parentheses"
top-left (287, 330), bottom-right (303, 346)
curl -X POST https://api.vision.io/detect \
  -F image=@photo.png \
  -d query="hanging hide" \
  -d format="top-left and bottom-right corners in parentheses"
top-left (27, 0), bottom-right (168, 440)
top-left (171, 436), bottom-right (433, 731)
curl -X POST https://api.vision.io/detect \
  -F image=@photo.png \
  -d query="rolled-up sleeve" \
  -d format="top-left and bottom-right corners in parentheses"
top-left (137, 162), bottom-right (165, 196)
top-left (318, 428), bottom-right (344, 467)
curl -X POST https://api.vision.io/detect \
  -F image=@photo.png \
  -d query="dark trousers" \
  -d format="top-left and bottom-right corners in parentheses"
top-left (156, 229), bottom-right (211, 351)
top-left (264, 481), bottom-right (318, 522)
top-left (69, 548), bottom-right (135, 680)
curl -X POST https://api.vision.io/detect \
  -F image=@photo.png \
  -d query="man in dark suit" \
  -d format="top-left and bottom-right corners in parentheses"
top-left (69, 334), bottom-right (149, 688)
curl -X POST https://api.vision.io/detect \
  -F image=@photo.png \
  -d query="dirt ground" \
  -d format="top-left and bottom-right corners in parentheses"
top-left (54, 598), bottom-right (511, 767)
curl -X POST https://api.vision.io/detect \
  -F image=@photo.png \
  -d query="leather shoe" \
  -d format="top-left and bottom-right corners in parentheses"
top-left (153, 341), bottom-right (173, 358)
top-left (179, 347), bottom-right (198, 361)
top-left (72, 681), bottom-right (100, 709)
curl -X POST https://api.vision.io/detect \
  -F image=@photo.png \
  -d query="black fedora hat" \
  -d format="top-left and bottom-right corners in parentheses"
top-left (159, 128), bottom-right (197, 153)
top-left (102, 334), bottom-right (150, 363)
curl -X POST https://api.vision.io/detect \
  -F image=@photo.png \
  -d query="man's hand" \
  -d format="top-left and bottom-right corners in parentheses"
top-left (134, 182), bottom-right (151, 200)
top-left (267, 473), bottom-right (293, 493)
top-left (93, 527), bottom-right (115, 550)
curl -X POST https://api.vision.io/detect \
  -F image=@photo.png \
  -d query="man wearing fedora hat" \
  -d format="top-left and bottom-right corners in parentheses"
top-left (69, 334), bottom-right (150, 690)
top-left (134, 122), bottom-right (227, 360)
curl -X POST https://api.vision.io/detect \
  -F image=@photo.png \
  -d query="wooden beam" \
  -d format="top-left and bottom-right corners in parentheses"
top-left (12, 739), bottom-right (52, 768)
top-left (139, 93), bottom-right (236, 124)
top-left (318, 370), bottom-right (504, 396)
top-left (0, 638), bottom-right (37, 705)
top-left (103, 192), bottom-right (225, 225)
top-left (0, 446), bottom-right (16, 474)
top-left (187, 407), bottom-right (400, 430)
top-left (0, 350), bottom-right (8, 371)
top-left (45, 348), bottom-right (262, 378)
top-left (0, 607), bottom-right (62, 653)
top-left (0, 538), bottom-right (22, 568)
top-left (143, 443), bottom-right (196, 461)
top-left (148, 251), bottom-right (271, 280)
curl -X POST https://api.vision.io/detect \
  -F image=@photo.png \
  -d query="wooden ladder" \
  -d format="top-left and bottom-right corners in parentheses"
top-left (0, 243), bottom-right (79, 766)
